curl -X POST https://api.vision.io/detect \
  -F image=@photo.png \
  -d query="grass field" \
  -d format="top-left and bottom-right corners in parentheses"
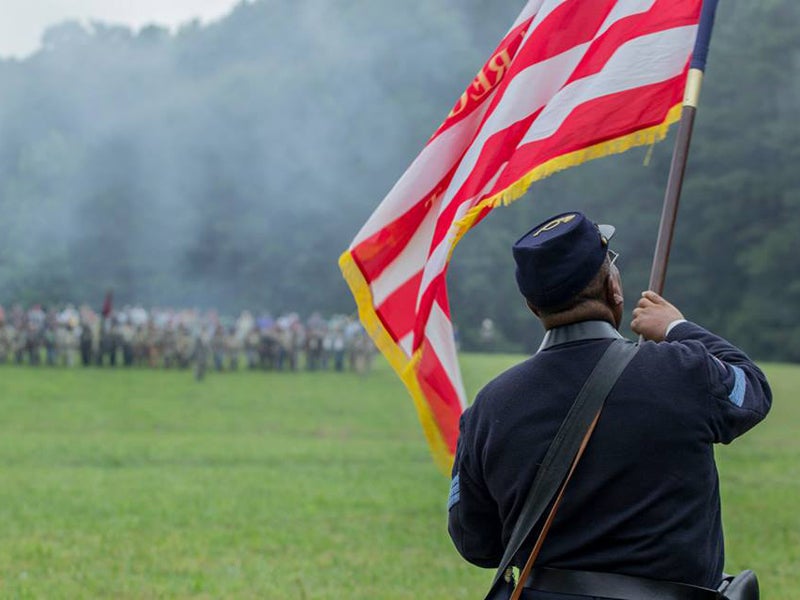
top-left (0, 356), bottom-right (796, 599)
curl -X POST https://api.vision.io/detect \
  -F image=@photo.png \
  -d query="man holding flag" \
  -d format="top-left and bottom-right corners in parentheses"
top-left (448, 212), bottom-right (770, 598)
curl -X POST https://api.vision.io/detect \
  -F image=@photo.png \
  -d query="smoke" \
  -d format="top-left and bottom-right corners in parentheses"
top-left (0, 0), bottom-right (518, 315)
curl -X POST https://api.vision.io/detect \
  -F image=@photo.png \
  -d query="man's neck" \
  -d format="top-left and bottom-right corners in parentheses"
top-left (540, 300), bottom-right (617, 331)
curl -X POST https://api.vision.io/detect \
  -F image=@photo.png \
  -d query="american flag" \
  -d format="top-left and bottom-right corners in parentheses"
top-left (340, 0), bottom-right (703, 473)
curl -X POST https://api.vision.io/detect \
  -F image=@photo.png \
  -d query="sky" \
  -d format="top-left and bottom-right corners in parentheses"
top-left (0, 0), bottom-right (244, 58)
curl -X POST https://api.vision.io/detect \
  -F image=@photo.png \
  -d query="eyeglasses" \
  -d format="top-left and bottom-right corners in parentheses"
top-left (608, 249), bottom-right (619, 267)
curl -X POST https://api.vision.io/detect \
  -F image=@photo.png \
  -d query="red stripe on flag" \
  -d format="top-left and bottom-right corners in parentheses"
top-left (375, 271), bottom-right (423, 344)
top-left (416, 340), bottom-right (464, 453)
top-left (516, 0), bottom-right (617, 66)
top-left (412, 270), bottom-right (447, 351)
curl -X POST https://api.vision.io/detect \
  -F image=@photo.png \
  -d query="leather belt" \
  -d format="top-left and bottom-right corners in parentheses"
top-left (524, 567), bottom-right (721, 600)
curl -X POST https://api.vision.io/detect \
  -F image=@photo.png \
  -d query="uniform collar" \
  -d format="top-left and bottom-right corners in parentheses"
top-left (537, 320), bottom-right (624, 352)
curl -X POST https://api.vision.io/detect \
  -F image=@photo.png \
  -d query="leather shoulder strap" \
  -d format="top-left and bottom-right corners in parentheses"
top-left (485, 339), bottom-right (639, 599)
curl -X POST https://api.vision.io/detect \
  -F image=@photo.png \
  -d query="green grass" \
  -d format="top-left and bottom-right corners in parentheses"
top-left (0, 357), bottom-right (795, 599)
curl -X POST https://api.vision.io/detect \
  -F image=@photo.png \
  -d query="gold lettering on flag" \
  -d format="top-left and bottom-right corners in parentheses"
top-left (448, 47), bottom-right (514, 118)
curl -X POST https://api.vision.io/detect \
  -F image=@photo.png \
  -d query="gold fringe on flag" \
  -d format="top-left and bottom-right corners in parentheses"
top-left (338, 251), bottom-right (455, 474)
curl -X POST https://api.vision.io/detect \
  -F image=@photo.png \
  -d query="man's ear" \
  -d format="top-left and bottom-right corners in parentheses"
top-left (606, 271), bottom-right (624, 306)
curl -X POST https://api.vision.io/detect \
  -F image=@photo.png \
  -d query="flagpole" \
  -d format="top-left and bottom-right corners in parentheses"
top-left (646, 0), bottom-right (719, 295)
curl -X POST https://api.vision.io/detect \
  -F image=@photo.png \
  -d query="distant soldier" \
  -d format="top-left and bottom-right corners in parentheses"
top-left (161, 327), bottom-right (177, 368)
top-left (192, 329), bottom-right (210, 382)
top-left (27, 322), bottom-right (42, 366)
top-left (321, 327), bottom-right (333, 370)
top-left (0, 321), bottom-right (11, 364)
top-left (331, 327), bottom-right (346, 372)
top-left (79, 321), bottom-right (93, 366)
top-left (351, 328), bottom-right (374, 375)
top-left (43, 312), bottom-right (58, 366)
top-left (211, 325), bottom-right (226, 371)
top-left (147, 322), bottom-right (162, 368)
top-left (55, 323), bottom-right (73, 367)
top-left (226, 326), bottom-right (241, 371)
top-left (261, 327), bottom-right (281, 370)
top-left (110, 319), bottom-right (123, 366)
top-left (352, 331), bottom-right (367, 375)
top-left (120, 321), bottom-right (135, 367)
top-left (245, 327), bottom-right (260, 369)
top-left (12, 324), bottom-right (26, 365)
top-left (91, 317), bottom-right (102, 366)
top-left (132, 325), bottom-right (148, 367)
top-left (289, 322), bottom-right (304, 371)
top-left (236, 310), bottom-right (255, 368)
top-left (98, 319), bottom-right (118, 367)
top-left (305, 328), bottom-right (324, 371)
top-left (350, 328), bottom-right (373, 375)
top-left (175, 325), bottom-right (193, 369)
top-left (275, 324), bottom-right (292, 371)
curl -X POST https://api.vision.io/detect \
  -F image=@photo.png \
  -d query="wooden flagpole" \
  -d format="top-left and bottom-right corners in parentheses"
top-left (647, 0), bottom-right (720, 295)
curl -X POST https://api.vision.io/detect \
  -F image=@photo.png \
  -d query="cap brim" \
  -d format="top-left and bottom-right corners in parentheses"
top-left (598, 224), bottom-right (615, 242)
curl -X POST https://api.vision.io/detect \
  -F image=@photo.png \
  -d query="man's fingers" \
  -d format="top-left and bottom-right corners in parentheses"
top-left (631, 291), bottom-right (682, 342)
top-left (635, 297), bottom-right (656, 310)
top-left (641, 290), bottom-right (663, 303)
top-left (637, 291), bottom-right (667, 310)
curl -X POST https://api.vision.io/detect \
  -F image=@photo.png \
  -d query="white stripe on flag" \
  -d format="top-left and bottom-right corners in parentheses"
top-left (426, 301), bottom-right (468, 408)
top-left (398, 332), bottom-right (414, 358)
top-left (510, 0), bottom-right (545, 30)
top-left (370, 204), bottom-right (438, 307)
top-left (416, 235), bottom-right (451, 313)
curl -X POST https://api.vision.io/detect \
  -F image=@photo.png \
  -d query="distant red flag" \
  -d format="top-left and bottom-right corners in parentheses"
top-left (101, 290), bottom-right (114, 318)
top-left (340, 0), bottom-right (703, 473)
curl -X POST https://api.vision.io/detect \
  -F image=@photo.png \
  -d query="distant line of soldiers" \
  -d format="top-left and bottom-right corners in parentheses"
top-left (0, 304), bottom-right (375, 378)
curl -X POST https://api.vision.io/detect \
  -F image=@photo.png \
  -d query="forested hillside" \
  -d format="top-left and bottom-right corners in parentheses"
top-left (0, 1), bottom-right (798, 359)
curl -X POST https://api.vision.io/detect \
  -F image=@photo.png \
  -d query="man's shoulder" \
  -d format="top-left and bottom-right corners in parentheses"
top-left (636, 332), bottom-right (711, 366)
top-left (475, 354), bottom-right (540, 402)
top-left (620, 335), bottom-right (715, 396)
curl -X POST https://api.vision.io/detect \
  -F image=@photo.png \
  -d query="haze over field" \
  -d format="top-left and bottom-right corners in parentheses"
top-left (0, 1), bottom-right (798, 358)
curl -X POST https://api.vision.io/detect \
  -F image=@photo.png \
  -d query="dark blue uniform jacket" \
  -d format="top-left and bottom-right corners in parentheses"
top-left (448, 320), bottom-right (771, 589)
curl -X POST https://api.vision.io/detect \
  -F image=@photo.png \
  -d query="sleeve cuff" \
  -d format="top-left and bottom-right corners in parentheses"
top-left (665, 318), bottom-right (688, 337)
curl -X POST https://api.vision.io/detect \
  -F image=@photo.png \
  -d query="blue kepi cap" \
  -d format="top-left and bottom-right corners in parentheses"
top-left (512, 212), bottom-right (615, 309)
